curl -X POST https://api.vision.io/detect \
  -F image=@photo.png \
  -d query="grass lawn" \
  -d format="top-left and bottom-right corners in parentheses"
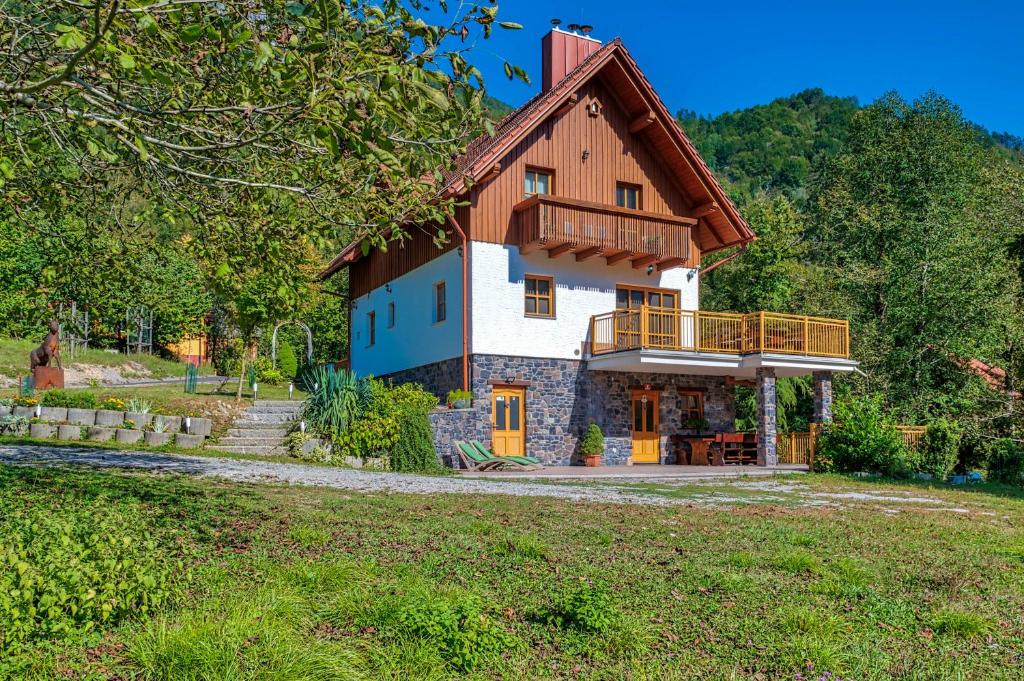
top-left (0, 338), bottom-right (214, 380)
top-left (1, 467), bottom-right (1021, 679)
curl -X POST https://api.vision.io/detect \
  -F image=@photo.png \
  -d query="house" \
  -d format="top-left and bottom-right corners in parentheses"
top-left (321, 28), bottom-right (858, 467)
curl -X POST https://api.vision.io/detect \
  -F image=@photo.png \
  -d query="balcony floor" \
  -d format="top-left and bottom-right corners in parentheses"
top-left (585, 348), bottom-right (859, 378)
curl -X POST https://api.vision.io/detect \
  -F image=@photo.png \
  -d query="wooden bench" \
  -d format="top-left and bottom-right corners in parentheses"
top-left (711, 432), bottom-right (758, 466)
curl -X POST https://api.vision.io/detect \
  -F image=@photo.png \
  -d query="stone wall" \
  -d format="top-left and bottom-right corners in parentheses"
top-left (384, 353), bottom-right (738, 467)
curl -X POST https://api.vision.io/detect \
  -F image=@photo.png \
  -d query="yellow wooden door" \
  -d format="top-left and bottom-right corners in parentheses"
top-left (631, 390), bottom-right (660, 463)
top-left (492, 387), bottom-right (526, 456)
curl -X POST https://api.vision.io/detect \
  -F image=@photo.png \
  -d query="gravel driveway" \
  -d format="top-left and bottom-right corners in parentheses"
top-left (0, 444), bottom-right (682, 507)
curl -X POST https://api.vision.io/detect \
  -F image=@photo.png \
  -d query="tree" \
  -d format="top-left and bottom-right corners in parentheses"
top-left (808, 92), bottom-right (1024, 420)
top-left (1, 0), bottom-right (526, 264)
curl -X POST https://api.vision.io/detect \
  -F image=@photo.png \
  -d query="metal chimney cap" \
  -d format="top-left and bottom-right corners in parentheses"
top-left (550, 18), bottom-right (562, 26)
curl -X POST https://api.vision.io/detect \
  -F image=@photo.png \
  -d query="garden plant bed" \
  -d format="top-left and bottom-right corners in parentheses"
top-left (0, 460), bottom-right (1021, 678)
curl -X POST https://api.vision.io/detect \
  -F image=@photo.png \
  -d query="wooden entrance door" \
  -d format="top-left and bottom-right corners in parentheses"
top-left (492, 387), bottom-right (526, 456)
top-left (631, 390), bottom-right (660, 463)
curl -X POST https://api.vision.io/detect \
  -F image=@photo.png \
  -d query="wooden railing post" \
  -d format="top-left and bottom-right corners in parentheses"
top-left (758, 311), bottom-right (766, 352)
top-left (640, 305), bottom-right (649, 349)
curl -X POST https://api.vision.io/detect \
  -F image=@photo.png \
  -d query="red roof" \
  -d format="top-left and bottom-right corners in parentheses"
top-left (322, 38), bottom-right (753, 280)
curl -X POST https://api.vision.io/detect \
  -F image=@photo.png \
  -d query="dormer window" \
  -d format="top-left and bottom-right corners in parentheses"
top-left (524, 168), bottom-right (552, 198)
top-left (616, 182), bottom-right (641, 210)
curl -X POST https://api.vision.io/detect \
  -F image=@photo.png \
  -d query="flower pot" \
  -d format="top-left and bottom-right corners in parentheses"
top-left (124, 412), bottom-right (152, 428)
top-left (88, 426), bottom-right (116, 442)
top-left (30, 423), bottom-right (56, 439)
top-left (144, 432), bottom-right (173, 447)
top-left (13, 406), bottom-right (34, 419)
top-left (95, 409), bottom-right (125, 427)
top-left (40, 406), bottom-right (67, 422)
top-left (583, 453), bottom-right (602, 467)
top-left (453, 399), bottom-right (469, 409)
top-left (57, 425), bottom-right (82, 441)
top-left (116, 429), bottom-right (144, 444)
top-left (174, 433), bottom-right (204, 449)
top-left (66, 408), bottom-right (96, 426)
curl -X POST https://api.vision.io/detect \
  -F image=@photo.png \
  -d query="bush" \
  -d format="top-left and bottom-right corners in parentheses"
top-left (918, 418), bottom-right (961, 479)
top-left (580, 422), bottom-right (604, 456)
top-left (300, 365), bottom-right (371, 438)
top-left (277, 341), bottom-right (299, 381)
top-left (987, 439), bottom-right (1024, 486)
top-left (815, 396), bottom-right (913, 478)
top-left (390, 406), bottom-right (442, 473)
top-left (398, 595), bottom-right (516, 671)
top-left (543, 580), bottom-right (615, 633)
top-left (212, 340), bottom-right (242, 379)
top-left (40, 389), bottom-right (97, 409)
top-left (0, 504), bottom-right (181, 652)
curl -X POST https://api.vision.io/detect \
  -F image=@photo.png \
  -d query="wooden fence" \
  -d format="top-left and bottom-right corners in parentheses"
top-left (777, 424), bottom-right (927, 466)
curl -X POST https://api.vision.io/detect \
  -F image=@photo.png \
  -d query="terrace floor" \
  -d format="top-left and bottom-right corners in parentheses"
top-left (460, 463), bottom-right (808, 480)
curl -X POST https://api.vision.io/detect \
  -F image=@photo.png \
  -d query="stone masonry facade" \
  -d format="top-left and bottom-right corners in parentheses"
top-left (385, 353), bottom-right (737, 467)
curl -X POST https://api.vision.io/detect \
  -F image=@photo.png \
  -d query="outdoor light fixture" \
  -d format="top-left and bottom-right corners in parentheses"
top-left (505, 372), bottom-right (517, 384)
top-left (457, 245), bottom-right (464, 257)
top-left (185, 416), bottom-right (192, 434)
top-left (385, 283), bottom-right (392, 293)
top-left (582, 149), bottom-right (590, 161)
top-left (288, 382), bottom-right (294, 400)
top-left (300, 421), bottom-right (306, 433)
top-left (252, 383), bottom-right (258, 402)
top-left (646, 264), bottom-right (655, 276)
top-left (34, 404), bottom-right (41, 418)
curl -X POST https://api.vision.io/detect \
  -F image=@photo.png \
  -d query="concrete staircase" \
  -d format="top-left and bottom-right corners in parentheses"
top-left (215, 400), bottom-right (303, 456)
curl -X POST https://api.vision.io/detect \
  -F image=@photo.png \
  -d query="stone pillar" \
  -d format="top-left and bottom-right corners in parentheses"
top-left (755, 367), bottom-right (777, 467)
top-left (813, 370), bottom-right (834, 424)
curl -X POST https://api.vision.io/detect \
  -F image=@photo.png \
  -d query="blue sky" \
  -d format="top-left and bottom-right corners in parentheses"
top-left (464, 1), bottom-right (1024, 136)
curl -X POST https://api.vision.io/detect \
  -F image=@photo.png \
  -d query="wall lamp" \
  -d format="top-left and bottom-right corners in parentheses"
top-left (385, 283), bottom-right (392, 293)
top-left (646, 264), bottom-right (655, 276)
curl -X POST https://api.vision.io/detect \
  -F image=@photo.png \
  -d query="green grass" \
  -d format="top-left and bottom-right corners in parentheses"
top-left (0, 338), bottom-right (215, 380)
top-left (1, 466), bottom-right (1022, 679)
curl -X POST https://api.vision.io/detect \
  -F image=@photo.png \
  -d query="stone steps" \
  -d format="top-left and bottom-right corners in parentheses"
top-left (214, 400), bottom-right (302, 455)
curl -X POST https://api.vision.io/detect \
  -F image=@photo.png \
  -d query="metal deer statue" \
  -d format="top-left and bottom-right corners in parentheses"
top-left (30, 320), bottom-right (62, 371)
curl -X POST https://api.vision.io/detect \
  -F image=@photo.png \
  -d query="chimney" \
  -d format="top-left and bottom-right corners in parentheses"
top-left (541, 26), bottom-right (601, 93)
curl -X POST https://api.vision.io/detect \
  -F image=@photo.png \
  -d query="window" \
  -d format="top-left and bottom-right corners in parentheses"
top-left (434, 282), bottom-right (446, 323)
top-left (524, 168), bottom-right (552, 198)
top-left (615, 285), bottom-right (679, 310)
top-left (366, 311), bottom-right (376, 347)
top-left (679, 390), bottom-right (704, 425)
top-left (524, 275), bottom-right (555, 318)
top-left (616, 183), bottom-right (641, 210)
top-left (387, 301), bottom-right (395, 328)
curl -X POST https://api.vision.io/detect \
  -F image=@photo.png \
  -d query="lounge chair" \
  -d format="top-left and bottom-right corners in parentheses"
top-left (470, 441), bottom-right (542, 466)
top-left (453, 441), bottom-right (543, 471)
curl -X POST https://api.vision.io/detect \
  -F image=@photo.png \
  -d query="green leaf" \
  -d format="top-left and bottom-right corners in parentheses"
top-left (118, 53), bottom-right (136, 70)
top-left (498, 22), bottom-right (523, 30)
top-left (134, 136), bottom-right (149, 162)
top-left (55, 29), bottom-right (87, 50)
top-left (215, 263), bottom-right (230, 278)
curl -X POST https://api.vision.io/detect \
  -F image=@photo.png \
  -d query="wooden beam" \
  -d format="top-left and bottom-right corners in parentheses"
top-left (689, 201), bottom-right (719, 220)
top-left (575, 246), bottom-right (602, 262)
top-left (629, 110), bottom-right (656, 134)
top-left (656, 257), bottom-right (687, 272)
top-left (547, 242), bottom-right (575, 259)
top-left (631, 254), bottom-right (659, 270)
top-left (605, 251), bottom-right (633, 266)
top-left (699, 217), bottom-right (726, 248)
top-left (554, 93), bottom-right (579, 117)
top-left (519, 241), bottom-right (543, 255)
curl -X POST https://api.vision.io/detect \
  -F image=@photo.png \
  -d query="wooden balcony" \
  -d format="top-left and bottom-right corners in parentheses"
top-left (590, 308), bottom-right (850, 359)
top-left (515, 195), bottom-right (694, 270)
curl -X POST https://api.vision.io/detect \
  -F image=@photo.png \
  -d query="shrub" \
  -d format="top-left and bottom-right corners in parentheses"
top-left (544, 580), bottom-right (615, 633)
top-left (580, 422), bottom-right (604, 456)
top-left (11, 396), bottom-right (37, 407)
top-left (300, 365), bottom-right (371, 438)
top-left (41, 390), bottom-right (97, 409)
top-left (446, 388), bottom-right (473, 407)
top-left (125, 398), bottom-right (152, 414)
top-left (398, 595), bottom-right (516, 671)
top-left (277, 340), bottom-right (299, 381)
top-left (390, 406), bottom-right (442, 473)
top-left (815, 396), bottom-right (913, 478)
top-left (99, 397), bottom-right (126, 411)
top-left (918, 418), bottom-right (961, 479)
top-left (0, 505), bottom-right (182, 651)
top-left (212, 340), bottom-right (242, 379)
top-left (987, 439), bottom-right (1024, 486)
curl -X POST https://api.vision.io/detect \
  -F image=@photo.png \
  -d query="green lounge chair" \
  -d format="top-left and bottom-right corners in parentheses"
top-left (471, 441), bottom-right (542, 466)
top-left (454, 441), bottom-right (543, 471)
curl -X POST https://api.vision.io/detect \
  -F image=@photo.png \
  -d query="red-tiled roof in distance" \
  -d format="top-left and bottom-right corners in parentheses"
top-left (321, 37), bottom-right (753, 280)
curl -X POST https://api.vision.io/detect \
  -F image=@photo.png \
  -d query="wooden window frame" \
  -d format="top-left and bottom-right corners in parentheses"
top-left (524, 166), bottom-right (554, 199)
top-left (524, 274), bottom-right (555, 318)
top-left (387, 301), bottom-right (395, 328)
top-left (615, 182), bottom-right (643, 210)
top-left (366, 311), bottom-right (376, 347)
top-left (678, 389), bottom-right (705, 423)
top-left (615, 284), bottom-right (682, 310)
top-left (434, 281), bottom-right (447, 324)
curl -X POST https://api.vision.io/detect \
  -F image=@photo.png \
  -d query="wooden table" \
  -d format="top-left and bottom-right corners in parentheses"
top-left (677, 436), bottom-right (714, 465)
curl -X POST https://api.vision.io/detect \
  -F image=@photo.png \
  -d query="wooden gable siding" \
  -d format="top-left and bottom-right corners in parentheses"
top-left (349, 205), bottom-right (466, 298)
top-left (466, 77), bottom-right (697, 261)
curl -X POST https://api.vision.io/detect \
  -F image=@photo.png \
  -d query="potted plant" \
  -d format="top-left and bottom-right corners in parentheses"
top-left (681, 417), bottom-right (710, 434)
top-left (144, 415), bottom-right (174, 447)
top-left (580, 422), bottom-right (605, 467)
top-left (447, 389), bottom-right (474, 409)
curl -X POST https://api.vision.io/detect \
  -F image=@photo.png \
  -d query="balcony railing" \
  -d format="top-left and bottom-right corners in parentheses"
top-left (590, 308), bottom-right (850, 359)
top-left (516, 195), bottom-right (692, 265)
